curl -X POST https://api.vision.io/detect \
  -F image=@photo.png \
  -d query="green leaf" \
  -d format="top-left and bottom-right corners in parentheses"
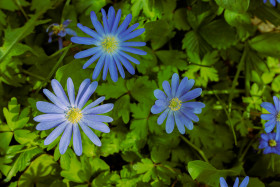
top-left (156, 50), bottom-right (188, 70)
top-left (272, 75), bottom-right (280, 92)
top-left (3, 97), bottom-right (29, 131)
top-left (14, 129), bottom-right (38, 145)
top-left (249, 33), bottom-right (280, 58)
top-left (199, 19), bottom-right (237, 49)
top-left (215, 0), bottom-right (250, 13)
top-left (113, 95), bottom-right (130, 124)
top-left (96, 79), bottom-right (128, 99)
top-left (131, 0), bottom-right (161, 20)
top-left (247, 178), bottom-right (265, 187)
top-left (188, 160), bottom-right (241, 187)
top-left (91, 171), bottom-right (120, 187)
top-left (73, 0), bottom-right (106, 15)
top-left (174, 8), bottom-right (190, 31)
top-left (0, 132), bottom-right (13, 153)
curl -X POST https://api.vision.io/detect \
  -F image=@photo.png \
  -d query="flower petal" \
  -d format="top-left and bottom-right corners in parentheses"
top-left (181, 109), bottom-right (199, 122)
top-left (154, 89), bottom-right (167, 100)
top-left (116, 14), bottom-right (132, 35)
top-left (51, 79), bottom-right (70, 106)
top-left (118, 51), bottom-right (140, 65)
top-left (108, 55), bottom-right (118, 82)
top-left (119, 23), bottom-right (139, 38)
top-left (261, 102), bottom-right (277, 115)
top-left (34, 114), bottom-right (65, 122)
top-left (107, 6), bottom-right (115, 31)
top-left (162, 81), bottom-right (172, 98)
top-left (77, 23), bottom-right (101, 40)
top-left (79, 121), bottom-right (101, 146)
top-left (171, 73), bottom-right (179, 97)
top-left (83, 115), bottom-right (113, 123)
top-left (175, 77), bottom-right (194, 98)
top-left (261, 114), bottom-right (275, 121)
top-left (83, 104), bottom-right (114, 114)
top-left (111, 9), bottom-right (121, 33)
top-left (180, 88), bottom-right (202, 102)
top-left (220, 177), bottom-right (228, 187)
top-left (165, 111), bottom-right (175, 134)
top-left (115, 54), bottom-right (135, 75)
top-left (90, 11), bottom-right (105, 35)
top-left (120, 47), bottom-right (147, 55)
top-left (120, 42), bottom-right (146, 47)
top-left (157, 108), bottom-right (169, 125)
top-left (36, 101), bottom-right (64, 114)
top-left (113, 55), bottom-right (125, 78)
top-left (36, 119), bottom-right (66, 130)
top-left (77, 81), bottom-right (98, 109)
top-left (67, 78), bottom-right (75, 107)
top-left (174, 112), bottom-right (185, 134)
top-left (82, 120), bottom-right (110, 133)
top-left (44, 121), bottom-right (68, 145)
top-left (102, 55), bottom-right (109, 80)
top-left (82, 96), bottom-right (106, 111)
top-left (83, 51), bottom-right (103, 69)
top-left (182, 102), bottom-right (205, 109)
top-left (239, 176), bottom-right (249, 187)
top-left (120, 28), bottom-right (145, 41)
top-left (75, 79), bottom-right (91, 107)
top-left (233, 177), bottom-right (239, 187)
top-left (43, 89), bottom-right (67, 110)
top-left (274, 96), bottom-right (280, 112)
top-left (91, 54), bottom-right (106, 78)
top-left (65, 28), bottom-right (77, 36)
top-left (71, 36), bottom-right (99, 45)
top-left (59, 124), bottom-right (73, 154)
top-left (73, 123), bottom-right (82, 156)
top-left (101, 9), bottom-right (110, 34)
top-left (151, 105), bottom-right (166, 114)
top-left (74, 47), bottom-right (100, 59)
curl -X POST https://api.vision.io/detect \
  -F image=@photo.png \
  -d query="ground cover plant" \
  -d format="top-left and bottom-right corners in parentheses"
top-left (1, 0), bottom-right (280, 186)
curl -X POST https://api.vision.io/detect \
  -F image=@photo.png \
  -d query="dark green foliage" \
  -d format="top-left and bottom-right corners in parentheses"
top-left (0, 0), bottom-right (280, 186)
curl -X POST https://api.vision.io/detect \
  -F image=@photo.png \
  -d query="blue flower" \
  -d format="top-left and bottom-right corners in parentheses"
top-left (71, 6), bottom-right (147, 82)
top-left (259, 133), bottom-right (280, 154)
top-left (47, 20), bottom-right (77, 50)
top-left (263, 0), bottom-right (280, 6)
top-left (151, 73), bottom-right (205, 134)
top-left (220, 176), bottom-right (249, 187)
top-left (34, 78), bottom-right (114, 156)
top-left (260, 96), bottom-right (280, 140)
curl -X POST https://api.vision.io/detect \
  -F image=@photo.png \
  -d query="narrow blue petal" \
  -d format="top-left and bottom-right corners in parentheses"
top-left (83, 104), bottom-right (114, 114)
top-left (165, 111), bottom-right (175, 134)
top-left (259, 140), bottom-right (267, 149)
top-left (265, 118), bottom-right (276, 133)
top-left (81, 120), bottom-right (110, 133)
top-left (120, 28), bottom-right (145, 41)
top-left (155, 100), bottom-right (168, 107)
top-left (63, 20), bottom-right (71, 27)
top-left (71, 36), bottom-right (99, 45)
top-left (115, 54), bottom-right (135, 75)
top-left (51, 79), bottom-right (70, 107)
top-left (107, 6), bottom-right (115, 31)
top-left (102, 55), bottom-right (109, 80)
top-left (65, 28), bottom-right (77, 36)
top-left (182, 109), bottom-right (199, 122)
top-left (157, 109), bottom-right (169, 125)
top-left (261, 114), bottom-right (275, 120)
top-left (171, 73), bottom-right (179, 97)
top-left (116, 14), bottom-right (132, 35)
top-left (90, 11), bottom-right (105, 35)
top-left (58, 37), bottom-right (63, 50)
top-left (67, 78), bottom-right (75, 107)
top-left (79, 121), bottom-right (101, 146)
top-left (82, 96), bottom-right (105, 111)
top-left (276, 122), bottom-right (280, 140)
top-left (113, 55), bottom-right (125, 78)
top-left (58, 30), bottom-right (66, 37)
top-left (74, 79), bottom-right (91, 107)
top-left (36, 119), bottom-right (65, 130)
top-left (239, 176), bottom-right (249, 187)
top-left (120, 42), bottom-right (146, 47)
top-left (233, 177), bottom-right (239, 187)
top-left (77, 81), bottom-right (98, 109)
top-left (174, 112), bottom-right (185, 134)
top-left (34, 114), bottom-right (65, 122)
top-left (261, 102), bottom-right (277, 115)
top-left (36, 101), bottom-right (64, 114)
top-left (111, 9), bottom-right (121, 33)
top-left (101, 9), bottom-right (109, 34)
top-left (44, 121), bottom-right (68, 145)
top-left (92, 54), bottom-right (106, 79)
top-left (119, 23), bottom-right (139, 38)
top-left (176, 78), bottom-right (195, 98)
top-left (43, 89), bottom-right (67, 110)
top-left (260, 133), bottom-right (269, 140)
top-left (59, 124), bottom-right (72, 154)
top-left (83, 115), bottom-right (113, 123)
top-left (182, 102), bottom-right (205, 109)
top-left (151, 105), bottom-right (166, 114)
top-left (120, 47), bottom-right (147, 55)
top-left (220, 177), bottom-right (228, 187)
top-left (154, 89), bottom-right (167, 100)
top-left (162, 81), bottom-right (172, 98)
top-left (274, 96), bottom-right (280, 112)
top-left (77, 23), bottom-right (101, 40)
top-left (118, 51), bottom-right (140, 64)
top-left (108, 55), bottom-right (118, 82)
top-left (48, 35), bottom-right (52, 43)
top-left (83, 51), bottom-right (103, 69)
top-left (74, 47), bottom-right (100, 59)
top-left (183, 116), bottom-right (194, 130)
top-left (73, 123), bottom-right (82, 156)
top-left (180, 88), bottom-right (202, 102)
top-left (270, 0), bottom-right (276, 6)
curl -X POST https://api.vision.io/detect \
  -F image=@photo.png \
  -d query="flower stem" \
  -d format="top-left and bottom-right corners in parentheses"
top-left (180, 135), bottom-right (209, 163)
top-left (21, 69), bottom-right (45, 81)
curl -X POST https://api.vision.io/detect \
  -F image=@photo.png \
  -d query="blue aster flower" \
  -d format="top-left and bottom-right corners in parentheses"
top-left (220, 176), bottom-right (249, 187)
top-left (259, 133), bottom-right (280, 154)
top-left (47, 20), bottom-right (77, 50)
top-left (151, 73), bottom-right (205, 134)
top-left (260, 96), bottom-right (280, 140)
top-left (264, 0), bottom-right (280, 6)
top-left (71, 6), bottom-right (147, 82)
top-left (34, 77), bottom-right (114, 156)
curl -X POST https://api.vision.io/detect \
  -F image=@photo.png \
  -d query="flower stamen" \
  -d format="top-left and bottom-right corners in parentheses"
top-left (277, 112), bottom-right (280, 121)
top-left (66, 108), bottom-right (83, 124)
top-left (52, 24), bottom-right (65, 35)
top-left (269, 139), bottom-right (277, 147)
top-left (101, 36), bottom-right (118, 53)
top-left (169, 97), bottom-right (182, 111)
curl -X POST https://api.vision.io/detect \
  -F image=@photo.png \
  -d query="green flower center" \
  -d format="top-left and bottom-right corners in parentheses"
top-left (269, 139), bottom-right (277, 147)
top-left (66, 108), bottom-right (83, 124)
top-left (277, 112), bottom-right (280, 121)
top-left (101, 36), bottom-right (118, 53)
top-left (52, 24), bottom-right (65, 35)
top-left (169, 97), bottom-right (182, 111)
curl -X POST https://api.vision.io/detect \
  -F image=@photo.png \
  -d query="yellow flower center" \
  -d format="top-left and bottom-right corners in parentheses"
top-left (52, 24), bottom-right (65, 35)
top-left (269, 139), bottom-right (277, 147)
top-left (169, 97), bottom-right (182, 111)
top-left (101, 36), bottom-right (118, 53)
top-left (66, 108), bottom-right (83, 124)
top-left (277, 112), bottom-right (280, 121)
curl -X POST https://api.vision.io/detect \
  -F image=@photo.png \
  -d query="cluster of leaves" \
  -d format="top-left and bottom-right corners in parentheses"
top-left (1, 0), bottom-right (280, 186)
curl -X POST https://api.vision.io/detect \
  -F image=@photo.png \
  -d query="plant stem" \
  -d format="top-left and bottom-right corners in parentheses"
top-left (214, 92), bottom-right (238, 145)
top-left (21, 69), bottom-right (45, 81)
top-left (239, 136), bottom-right (258, 162)
top-left (203, 89), bottom-right (245, 95)
top-left (180, 135), bottom-right (209, 163)
top-left (14, 146), bottom-right (37, 154)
